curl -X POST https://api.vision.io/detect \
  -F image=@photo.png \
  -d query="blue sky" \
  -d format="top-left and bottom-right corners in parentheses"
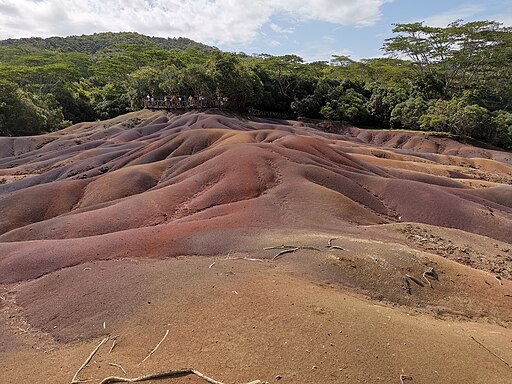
top-left (219, 0), bottom-right (512, 61)
top-left (0, 0), bottom-right (511, 61)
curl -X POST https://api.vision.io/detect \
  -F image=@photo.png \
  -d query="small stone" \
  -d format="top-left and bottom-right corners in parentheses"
top-left (275, 375), bottom-right (283, 380)
top-left (312, 366), bottom-right (317, 370)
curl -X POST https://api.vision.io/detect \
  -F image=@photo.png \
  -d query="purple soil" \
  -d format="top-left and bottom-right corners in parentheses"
top-left (0, 110), bottom-right (511, 283)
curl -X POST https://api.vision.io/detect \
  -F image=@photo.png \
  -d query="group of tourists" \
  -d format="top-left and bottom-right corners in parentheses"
top-left (143, 94), bottom-right (228, 109)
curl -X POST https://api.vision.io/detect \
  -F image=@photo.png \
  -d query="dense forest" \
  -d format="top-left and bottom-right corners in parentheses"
top-left (1, 22), bottom-right (511, 148)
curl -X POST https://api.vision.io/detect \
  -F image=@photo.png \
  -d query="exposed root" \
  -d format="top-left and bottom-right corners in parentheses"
top-left (404, 274), bottom-right (424, 287)
top-left (109, 336), bottom-right (119, 354)
top-left (272, 247), bottom-right (299, 261)
top-left (138, 329), bottom-right (169, 366)
top-left (109, 363), bottom-right (127, 375)
top-left (98, 369), bottom-right (261, 384)
top-left (266, 244), bottom-right (320, 260)
top-left (326, 238), bottom-right (345, 250)
top-left (422, 273), bottom-right (433, 289)
top-left (265, 245), bottom-right (320, 251)
top-left (72, 337), bottom-right (109, 383)
top-left (471, 336), bottom-right (512, 368)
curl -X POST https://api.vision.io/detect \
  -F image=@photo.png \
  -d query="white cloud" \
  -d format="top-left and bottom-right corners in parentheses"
top-left (0, 0), bottom-right (389, 44)
top-left (269, 23), bottom-right (294, 34)
top-left (422, 4), bottom-right (486, 27)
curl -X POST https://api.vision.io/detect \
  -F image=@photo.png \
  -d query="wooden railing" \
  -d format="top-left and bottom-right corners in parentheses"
top-left (143, 97), bottom-right (224, 110)
top-left (143, 98), bottom-right (295, 120)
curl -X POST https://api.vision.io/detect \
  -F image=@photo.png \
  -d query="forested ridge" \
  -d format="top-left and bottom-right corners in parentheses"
top-left (1, 21), bottom-right (511, 148)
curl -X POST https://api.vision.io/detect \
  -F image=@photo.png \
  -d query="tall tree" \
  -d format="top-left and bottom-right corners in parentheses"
top-left (383, 20), bottom-right (511, 98)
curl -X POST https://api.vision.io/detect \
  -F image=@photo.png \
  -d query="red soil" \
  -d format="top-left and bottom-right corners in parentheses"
top-left (1, 110), bottom-right (511, 384)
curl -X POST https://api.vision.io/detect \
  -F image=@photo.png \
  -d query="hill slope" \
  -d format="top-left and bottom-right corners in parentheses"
top-left (1, 111), bottom-right (511, 384)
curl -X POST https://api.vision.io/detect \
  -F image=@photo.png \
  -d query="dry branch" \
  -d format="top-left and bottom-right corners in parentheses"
top-left (471, 336), bottom-right (512, 368)
top-left (98, 368), bottom-right (261, 384)
top-left (422, 272), bottom-right (433, 289)
top-left (399, 374), bottom-right (412, 383)
top-left (404, 274), bottom-right (424, 287)
top-left (266, 244), bottom-right (321, 260)
top-left (109, 363), bottom-right (127, 375)
top-left (264, 245), bottom-right (297, 250)
top-left (138, 329), bottom-right (169, 365)
top-left (229, 257), bottom-right (266, 263)
top-left (326, 238), bottom-right (345, 250)
top-left (272, 247), bottom-right (298, 260)
top-left (72, 337), bottom-right (109, 383)
top-left (109, 336), bottom-right (118, 354)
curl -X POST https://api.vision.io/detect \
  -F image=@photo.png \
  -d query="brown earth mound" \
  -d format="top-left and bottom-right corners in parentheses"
top-left (1, 110), bottom-right (511, 384)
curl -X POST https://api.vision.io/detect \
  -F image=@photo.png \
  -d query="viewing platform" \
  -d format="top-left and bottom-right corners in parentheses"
top-left (143, 96), bottom-right (226, 110)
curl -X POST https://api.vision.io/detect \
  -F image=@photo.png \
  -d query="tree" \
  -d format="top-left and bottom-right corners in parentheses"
top-left (127, 66), bottom-right (164, 108)
top-left (390, 97), bottom-right (428, 130)
top-left (419, 96), bottom-right (491, 137)
top-left (384, 20), bottom-right (511, 98)
top-left (321, 88), bottom-right (370, 124)
top-left (207, 52), bottom-right (263, 109)
top-left (176, 64), bottom-right (215, 97)
top-left (367, 85), bottom-right (408, 127)
top-left (91, 83), bottom-right (131, 119)
top-left (491, 110), bottom-right (512, 147)
top-left (0, 81), bottom-right (68, 136)
top-left (291, 79), bottom-right (340, 118)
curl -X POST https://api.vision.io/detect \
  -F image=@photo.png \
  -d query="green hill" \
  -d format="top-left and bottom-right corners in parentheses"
top-left (0, 32), bottom-right (216, 55)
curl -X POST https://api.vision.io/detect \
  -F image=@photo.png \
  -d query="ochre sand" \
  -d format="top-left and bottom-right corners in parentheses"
top-left (1, 110), bottom-right (511, 383)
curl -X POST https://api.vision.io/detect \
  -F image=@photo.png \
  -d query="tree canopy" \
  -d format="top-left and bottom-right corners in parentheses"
top-left (0, 24), bottom-right (511, 148)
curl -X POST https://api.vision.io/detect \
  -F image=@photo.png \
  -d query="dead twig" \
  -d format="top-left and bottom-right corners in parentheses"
top-left (109, 336), bottom-right (118, 354)
top-left (404, 274), bottom-right (424, 287)
top-left (272, 247), bottom-right (299, 261)
top-left (109, 363), bottom-right (127, 375)
top-left (266, 244), bottom-right (320, 260)
top-left (72, 337), bottom-right (109, 383)
top-left (264, 245), bottom-right (295, 250)
top-left (326, 238), bottom-right (345, 250)
top-left (471, 336), bottom-right (512, 368)
top-left (400, 374), bottom-right (412, 383)
top-left (495, 276), bottom-right (503, 286)
top-left (138, 329), bottom-right (169, 366)
top-left (224, 257), bottom-right (266, 263)
top-left (422, 272), bottom-right (433, 289)
top-left (98, 369), bottom-right (261, 384)
top-left (265, 245), bottom-right (320, 251)
top-left (208, 262), bottom-right (216, 269)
